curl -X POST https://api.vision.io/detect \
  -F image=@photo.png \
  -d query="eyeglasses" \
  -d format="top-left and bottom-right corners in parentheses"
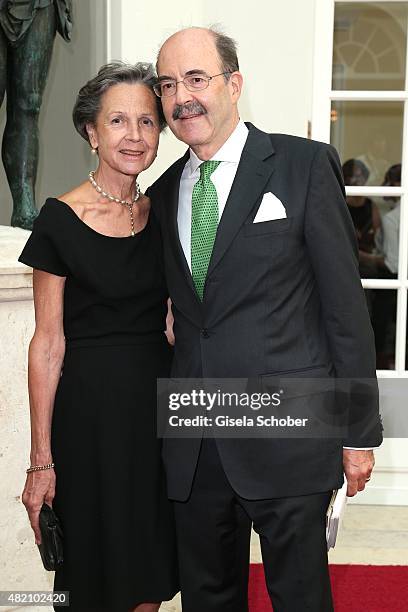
top-left (153, 72), bottom-right (231, 98)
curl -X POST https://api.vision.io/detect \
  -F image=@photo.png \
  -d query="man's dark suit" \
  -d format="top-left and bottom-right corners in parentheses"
top-left (149, 123), bottom-right (383, 611)
top-left (151, 123), bottom-right (382, 497)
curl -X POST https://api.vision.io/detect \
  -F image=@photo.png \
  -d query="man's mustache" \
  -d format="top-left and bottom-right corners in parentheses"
top-left (172, 101), bottom-right (207, 121)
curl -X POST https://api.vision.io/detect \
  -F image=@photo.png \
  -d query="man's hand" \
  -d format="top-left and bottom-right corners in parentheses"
top-left (343, 449), bottom-right (375, 497)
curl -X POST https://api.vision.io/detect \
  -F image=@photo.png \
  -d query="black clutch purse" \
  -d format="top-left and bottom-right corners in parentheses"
top-left (37, 503), bottom-right (64, 571)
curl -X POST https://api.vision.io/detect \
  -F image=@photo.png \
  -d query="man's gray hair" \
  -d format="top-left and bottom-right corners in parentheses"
top-left (208, 26), bottom-right (239, 79)
top-left (73, 61), bottom-right (166, 142)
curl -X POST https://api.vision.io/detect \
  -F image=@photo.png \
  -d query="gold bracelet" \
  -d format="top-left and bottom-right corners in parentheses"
top-left (26, 462), bottom-right (55, 474)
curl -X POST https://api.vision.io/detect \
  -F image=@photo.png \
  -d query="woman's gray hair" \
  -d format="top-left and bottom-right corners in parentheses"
top-left (73, 61), bottom-right (166, 142)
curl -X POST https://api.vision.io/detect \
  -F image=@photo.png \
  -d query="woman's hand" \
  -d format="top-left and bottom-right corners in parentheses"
top-left (22, 468), bottom-right (56, 544)
top-left (165, 298), bottom-right (175, 346)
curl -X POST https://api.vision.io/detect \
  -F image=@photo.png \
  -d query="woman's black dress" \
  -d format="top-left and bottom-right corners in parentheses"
top-left (19, 199), bottom-right (178, 611)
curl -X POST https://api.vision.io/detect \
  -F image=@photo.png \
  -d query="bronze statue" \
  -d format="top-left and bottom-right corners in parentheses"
top-left (0, 0), bottom-right (72, 229)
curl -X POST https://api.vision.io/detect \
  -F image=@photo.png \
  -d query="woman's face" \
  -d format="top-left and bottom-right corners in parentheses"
top-left (87, 82), bottom-right (160, 177)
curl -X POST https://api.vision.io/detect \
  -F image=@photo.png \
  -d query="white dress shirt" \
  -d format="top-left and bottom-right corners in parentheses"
top-left (178, 119), bottom-right (249, 270)
top-left (176, 120), bottom-right (374, 452)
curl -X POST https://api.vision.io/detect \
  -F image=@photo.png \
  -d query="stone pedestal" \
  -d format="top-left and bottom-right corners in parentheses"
top-left (0, 226), bottom-right (53, 608)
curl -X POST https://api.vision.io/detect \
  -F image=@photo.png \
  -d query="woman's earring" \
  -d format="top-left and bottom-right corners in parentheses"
top-left (91, 146), bottom-right (98, 155)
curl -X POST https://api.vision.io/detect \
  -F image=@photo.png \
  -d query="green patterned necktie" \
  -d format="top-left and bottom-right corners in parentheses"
top-left (191, 160), bottom-right (221, 300)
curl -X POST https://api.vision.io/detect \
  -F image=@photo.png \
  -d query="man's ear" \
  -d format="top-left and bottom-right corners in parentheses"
top-left (229, 71), bottom-right (243, 102)
top-left (86, 123), bottom-right (98, 149)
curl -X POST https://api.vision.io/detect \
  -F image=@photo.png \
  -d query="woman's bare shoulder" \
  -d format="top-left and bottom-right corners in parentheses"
top-left (57, 182), bottom-right (95, 218)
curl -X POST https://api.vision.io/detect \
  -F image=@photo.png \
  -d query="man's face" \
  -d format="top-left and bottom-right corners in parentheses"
top-left (157, 29), bottom-right (242, 157)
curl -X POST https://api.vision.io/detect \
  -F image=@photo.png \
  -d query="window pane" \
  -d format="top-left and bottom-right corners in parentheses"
top-left (365, 289), bottom-right (397, 369)
top-left (331, 101), bottom-right (403, 185)
top-left (333, 2), bottom-right (408, 90)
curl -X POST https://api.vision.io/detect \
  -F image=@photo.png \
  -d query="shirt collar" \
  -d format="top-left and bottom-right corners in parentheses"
top-left (188, 120), bottom-right (249, 176)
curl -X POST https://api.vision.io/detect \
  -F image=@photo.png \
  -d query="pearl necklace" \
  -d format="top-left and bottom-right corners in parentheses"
top-left (88, 171), bottom-right (141, 236)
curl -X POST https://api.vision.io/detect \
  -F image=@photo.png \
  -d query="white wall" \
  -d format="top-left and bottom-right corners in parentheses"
top-left (107, 0), bottom-right (317, 191)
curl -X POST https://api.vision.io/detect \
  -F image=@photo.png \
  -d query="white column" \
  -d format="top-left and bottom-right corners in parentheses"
top-left (0, 227), bottom-right (54, 594)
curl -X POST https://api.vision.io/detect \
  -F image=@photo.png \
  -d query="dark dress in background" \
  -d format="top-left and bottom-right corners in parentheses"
top-left (19, 198), bottom-right (178, 611)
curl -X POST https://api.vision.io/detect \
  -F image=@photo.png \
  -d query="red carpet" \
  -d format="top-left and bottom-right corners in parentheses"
top-left (249, 564), bottom-right (408, 611)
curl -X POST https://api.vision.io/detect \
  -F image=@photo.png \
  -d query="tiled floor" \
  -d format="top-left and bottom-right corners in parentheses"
top-left (328, 504), bottom-right (408, 565)
top-left (160, 505), bottom-right (408, 611)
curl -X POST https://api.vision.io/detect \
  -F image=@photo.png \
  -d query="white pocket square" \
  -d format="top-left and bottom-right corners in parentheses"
top-left (253, 192), bottom-right (287, 223)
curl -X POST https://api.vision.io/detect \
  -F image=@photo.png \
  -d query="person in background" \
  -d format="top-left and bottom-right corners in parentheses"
top-left (18, 62), bottom-right (178, 611)
top-left (342, 158), bottom-right (382, 279)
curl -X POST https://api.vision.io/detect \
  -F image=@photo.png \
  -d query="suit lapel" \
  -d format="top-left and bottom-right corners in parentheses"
top-left (207, 124), bottom-right (276, 277)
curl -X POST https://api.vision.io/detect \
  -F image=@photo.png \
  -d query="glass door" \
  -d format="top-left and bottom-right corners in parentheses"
top-left (313, 0), bottom-right (408, 376)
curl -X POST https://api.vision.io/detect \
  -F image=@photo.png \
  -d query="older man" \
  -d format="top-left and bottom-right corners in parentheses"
top-left (149, 27), bottom-right (382, 612)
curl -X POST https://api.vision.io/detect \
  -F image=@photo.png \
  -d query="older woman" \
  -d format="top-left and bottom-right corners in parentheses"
top-left (18, 62), bottom-right (178, 611)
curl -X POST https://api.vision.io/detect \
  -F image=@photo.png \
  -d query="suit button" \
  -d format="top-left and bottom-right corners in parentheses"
top-left (201, 329), bottom-right (210, 338)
